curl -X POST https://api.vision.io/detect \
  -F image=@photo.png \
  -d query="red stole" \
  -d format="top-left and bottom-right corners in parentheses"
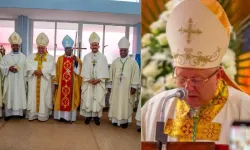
top-left (60, 57), bottom-right (73, 111)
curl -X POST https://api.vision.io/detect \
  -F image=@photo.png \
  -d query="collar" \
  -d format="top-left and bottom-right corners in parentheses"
top-left (120, 55), bottom-right (129, 61)
top-left (11, 51), bottom-right (20, 55)
top-left (92, 51), bottom-right (100, 57)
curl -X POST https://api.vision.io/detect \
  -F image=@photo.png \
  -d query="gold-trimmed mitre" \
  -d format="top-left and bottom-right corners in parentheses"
top-left (166, 0), bottom-right (230, 69)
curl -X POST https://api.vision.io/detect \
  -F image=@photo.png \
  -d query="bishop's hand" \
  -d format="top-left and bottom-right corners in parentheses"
top-left (9, 66), bottom-right (18, 73)
top-left (130, 88), bottom-right (136, 95)
top-left (73, 56), bottom-right (78, 67)
top-left (92, 79), bottom-right (101, 85)
top-left (73, 55), bottom-right (77, 61)
top-left (34, 70), bottom-right (43, 77)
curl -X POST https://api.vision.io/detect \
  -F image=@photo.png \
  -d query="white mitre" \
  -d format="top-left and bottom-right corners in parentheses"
top-left (118, 37), bottom-right (130, 49)
top-left (36, 32), bottom-right (49, 47)
top-left (8, 32), bottom-right (22, 45)
top-left (166, 0), bottom-right (230, 69)
top-left (89, 32), bottom-right (100, 44)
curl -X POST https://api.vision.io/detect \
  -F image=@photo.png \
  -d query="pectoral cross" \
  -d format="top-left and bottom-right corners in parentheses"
top-left (119, 73), bottom-right (123, 82)
top-left (178, 18), bottom-right (202, 44)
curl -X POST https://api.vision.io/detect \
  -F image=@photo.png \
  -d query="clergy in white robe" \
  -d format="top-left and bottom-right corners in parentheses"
top-left (26, 33), bottom-right (55, 121)
top-left (142, 0), bottom-right (250, 146)
top-left (107, 37), bottom-right (140, 128)
top-left (53, 35), bottom-right (82, 122)
top-left (80, 32), bottom-right (109, 125)
top-left (0, 32), bottom-right (27, 121)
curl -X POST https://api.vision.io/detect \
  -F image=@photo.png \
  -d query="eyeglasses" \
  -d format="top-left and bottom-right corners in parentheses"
top-left (173, 69), bottom-right (219, 87)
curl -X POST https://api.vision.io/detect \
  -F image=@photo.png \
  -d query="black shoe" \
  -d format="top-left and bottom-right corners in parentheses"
top-left (112, 123), bottom-right (118, 126)
top-left (93, 117), bottom-right (100, 126)
top-left (19, 115), bottom-right (25, 119)
top-left (121, 123), bottom-right (128, 129)
top-left (85, 117), bottom-right (92, 125)
top-left (59, 118), bottom-right (65, 122)
top-left (4, 116), bottom-right (11, 121)
top-left (137, 128), bottom-right (141, 132)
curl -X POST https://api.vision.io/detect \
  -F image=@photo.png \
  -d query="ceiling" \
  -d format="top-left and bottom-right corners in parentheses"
top-left (0, 8), bottom-right (140, 25)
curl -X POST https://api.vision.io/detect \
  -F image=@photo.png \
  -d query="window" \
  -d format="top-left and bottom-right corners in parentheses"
top-left (0, 20), bottom-right (15, 54)
top-left (56, 22), bottom-right (78, 62)
top-left (33, 21), bottom-right (55, 57)
top-left (129, 26), bottom-right (134, 55)
top-left (104, 25), bottom-right (126, 64)
top-left (81, 24), bottom-right (103, 60)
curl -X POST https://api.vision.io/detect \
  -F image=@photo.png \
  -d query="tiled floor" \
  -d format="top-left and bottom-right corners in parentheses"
top-left (0, 112), bottom-right (141, 150)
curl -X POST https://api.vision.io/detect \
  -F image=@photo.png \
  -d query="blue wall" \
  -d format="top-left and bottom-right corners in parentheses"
top-left (133, 23), bottom-right (141, 69)
top-left (16, 16), bottom-right (30, 56)
top-left (0, 0), bottom-right (140, 15)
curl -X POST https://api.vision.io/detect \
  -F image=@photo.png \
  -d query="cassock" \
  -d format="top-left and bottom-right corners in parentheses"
top-left (135, 94), bottom-right (141, 127)
top-left (0, 32), bottom-right (27, 117)
top-left (80, 51), bottom-right (109, 118)
top-left (26, 32), bottom-right (55, 121)
top-left (107, 37), bottom-right (140, 126)
top-left (53, 35), bottom-right (82, 122)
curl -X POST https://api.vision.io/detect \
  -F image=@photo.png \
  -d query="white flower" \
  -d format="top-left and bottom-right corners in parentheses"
top-left (221, 49), bottom-right (237, 81)
top-left (152, 52), bottom-right (167, 61)
top-left (151, 50), bottom-right (173, 63)
top-left (142, 60), bottom-right (162, 78)
top-left (221, 49), bottom-right (236, 67)
top-left (165, 73), bottom-right (177, 89)
top-left (141, 33), bottom-right (154, 47)
top-left (224, 66), bottom-right (237, 81)
top-left (150, 20), bottom-right (165, 35)
top-left (159, 10), bottom-right (171, 23)
top-left (156, 33), bottom-right (168, 46)
top-left (151, 77), bottom-right (166, 94)
top-left (165, 1), bottom-right (174, 10)
top-left (142, 48), bottom-right (151, 68)
top-left (141, 87), bottom-right (154, 102)
top-left (142, 49), bottom-right (151, 64)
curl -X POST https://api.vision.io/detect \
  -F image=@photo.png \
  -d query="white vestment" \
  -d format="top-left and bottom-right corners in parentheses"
top-left (136, 94), bottom-right (141, 126)
top-left (141, 87), bottom-right (250, 145)
top-left (0, 51), bottom-right (27, 117)
top-left (80, 52), bottom-right (109, 118)
top-left (108, 56), bottom-right (140, 125)
top-left (26, 53), bottom-right (55, 121)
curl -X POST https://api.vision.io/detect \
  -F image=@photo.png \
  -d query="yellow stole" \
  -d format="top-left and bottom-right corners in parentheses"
top-left (34, 53), bottom-right (47, 112)
top-left (164, 80), bottom-right (229, 141)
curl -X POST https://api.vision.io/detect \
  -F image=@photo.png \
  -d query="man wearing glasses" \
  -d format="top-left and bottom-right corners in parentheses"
top-left (141, 0), bottom-right (250, 145)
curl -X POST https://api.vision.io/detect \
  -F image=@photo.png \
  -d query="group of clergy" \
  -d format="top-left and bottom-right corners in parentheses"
top-left (0, 31), bottom-right (141, 130)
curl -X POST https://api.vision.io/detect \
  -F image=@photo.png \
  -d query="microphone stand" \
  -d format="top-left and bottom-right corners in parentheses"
top-left (155, 89), bottom-right (187, 150)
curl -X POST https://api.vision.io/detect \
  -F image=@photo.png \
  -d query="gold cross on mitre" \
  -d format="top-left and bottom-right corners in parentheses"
top-left (13, 35), bottom-right (17, 41)
top-left (178, 18), bottom-right (202, 44)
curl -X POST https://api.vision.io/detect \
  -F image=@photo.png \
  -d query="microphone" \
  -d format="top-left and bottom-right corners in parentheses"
top-left (160, 88), bottom-right (188, 122)
top-left (155, 88), bottom-right (188, 150)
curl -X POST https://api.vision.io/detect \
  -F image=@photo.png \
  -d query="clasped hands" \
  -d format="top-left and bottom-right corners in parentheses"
top-left (34, 70), bottom-right (43, 77)
top-left (9, 66), bottom-right (18, 73)
top-left (88, 79), bottom-right (101, 85)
